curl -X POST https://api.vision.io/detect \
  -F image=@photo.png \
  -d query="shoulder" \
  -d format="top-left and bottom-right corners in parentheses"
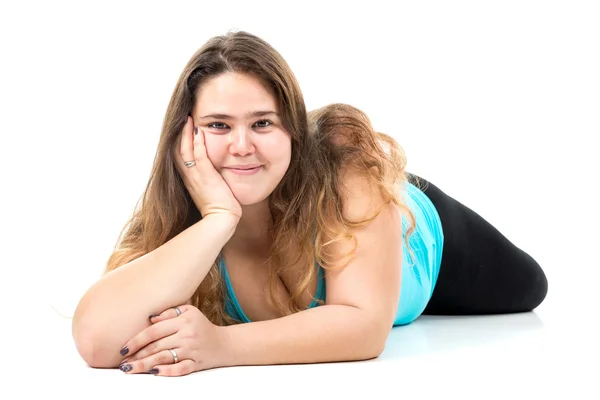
top-left (337, 165), bottom-right (389, 222)
top-left (323, 164), bottom-right (403, 273)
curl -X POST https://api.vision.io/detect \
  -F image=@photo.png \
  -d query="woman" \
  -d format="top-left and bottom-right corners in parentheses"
top-left (71, 30), bottom-right (548, 376)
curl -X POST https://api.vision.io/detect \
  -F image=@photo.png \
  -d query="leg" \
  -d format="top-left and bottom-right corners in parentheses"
top-left (406, 173), bottom-right (548, 315)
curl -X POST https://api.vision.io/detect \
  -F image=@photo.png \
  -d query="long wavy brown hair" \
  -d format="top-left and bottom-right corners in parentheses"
top-left (104, 30), bottom-right (420, 326)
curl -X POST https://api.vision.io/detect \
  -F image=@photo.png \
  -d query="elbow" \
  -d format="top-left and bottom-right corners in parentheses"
top-left (72, 328), bottom-right (120, 369)
top-left (357, 314), bottom-right (391, 360)
top-left (72, 331), bottom-right (100, 368)
top-left (362, 333), bottom-right (387, 360)
top-left (72, 320), bottom-right (108, 368)
top-left (335, 305), bottom-right (392, 360)
top-left (72, 303), bottom-right (119, 369)
top-left (369, 340), bottom-right (387, 359)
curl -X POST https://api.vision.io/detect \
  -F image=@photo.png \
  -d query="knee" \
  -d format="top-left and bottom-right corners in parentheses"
top-left (523, 261), bottom-right (548, 311)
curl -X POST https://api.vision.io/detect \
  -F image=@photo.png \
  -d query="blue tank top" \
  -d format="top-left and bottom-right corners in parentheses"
top-left (218, 181), bottom-right (444, 326)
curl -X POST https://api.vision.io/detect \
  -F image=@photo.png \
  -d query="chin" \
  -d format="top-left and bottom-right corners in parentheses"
top-left (233, 190), bottom-right (270, 206)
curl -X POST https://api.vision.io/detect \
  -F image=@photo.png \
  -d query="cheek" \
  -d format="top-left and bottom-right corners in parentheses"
top-left (279, 140), bottom-right (292, 165)
top-left (266, 134), bottom-right (292, 161)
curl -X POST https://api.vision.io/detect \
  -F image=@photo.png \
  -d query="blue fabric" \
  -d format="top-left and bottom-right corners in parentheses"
top-left (219, 181), bottom-right (444, 326)
top-left (219, 255), bottom-right (326, 323)
top-left (394, 180), bottom-right (444, 325)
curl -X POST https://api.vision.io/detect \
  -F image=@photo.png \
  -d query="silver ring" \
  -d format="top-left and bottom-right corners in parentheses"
top-left (183, 161), bottom-right (196, 168)
top-left (173, 306), bottom-right (182, 316)
top-left (168, 348), bottom-right (178, 363)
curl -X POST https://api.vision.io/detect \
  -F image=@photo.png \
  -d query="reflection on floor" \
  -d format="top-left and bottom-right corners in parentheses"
top-left (20, 302), bottom-right (597, 399)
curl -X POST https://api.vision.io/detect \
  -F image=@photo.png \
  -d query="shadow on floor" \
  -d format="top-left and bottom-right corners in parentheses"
top-left (378, 311), bottom-right (545, 360)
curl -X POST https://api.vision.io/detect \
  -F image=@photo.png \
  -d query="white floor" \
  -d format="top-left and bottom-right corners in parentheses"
top-left (7, 279), bottom-right (596, 400)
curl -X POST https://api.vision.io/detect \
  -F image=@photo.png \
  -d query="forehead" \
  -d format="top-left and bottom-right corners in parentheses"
top-left (195, 72), bottom-right (277, 115)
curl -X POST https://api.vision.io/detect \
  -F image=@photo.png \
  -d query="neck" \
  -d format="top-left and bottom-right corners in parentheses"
top-left (227, 199), bottom-right (273, 250)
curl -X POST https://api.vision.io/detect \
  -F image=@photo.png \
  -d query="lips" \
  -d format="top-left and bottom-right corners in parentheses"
top-left (227, 165), bottom-right (263, 175)
top-left (226, 163), bottom-right (263, 169)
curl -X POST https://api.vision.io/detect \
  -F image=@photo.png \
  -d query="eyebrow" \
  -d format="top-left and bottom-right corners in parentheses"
top-left (199, 110), bottom-right (278, 119)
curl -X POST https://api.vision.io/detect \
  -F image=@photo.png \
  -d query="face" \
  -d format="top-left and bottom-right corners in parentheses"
top-left (192, 72), bottom-right (292, 206)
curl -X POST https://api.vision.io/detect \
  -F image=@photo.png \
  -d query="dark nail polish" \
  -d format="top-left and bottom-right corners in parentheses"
top-left (149, 368), bottom-right (159, 374)
top-left (120, 364), bottom-right (133, 372)
top-left (120, 346), bottom-right (129, 356)
top-left (194, 126), bottom-right (198, 135)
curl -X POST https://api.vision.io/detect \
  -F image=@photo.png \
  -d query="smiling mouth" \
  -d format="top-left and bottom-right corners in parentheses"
top-left (227, 166), bottom-right (263, 175)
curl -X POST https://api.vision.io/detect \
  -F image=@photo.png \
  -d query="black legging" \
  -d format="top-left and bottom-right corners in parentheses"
top-left (406, 172), bottom-right (548, 315)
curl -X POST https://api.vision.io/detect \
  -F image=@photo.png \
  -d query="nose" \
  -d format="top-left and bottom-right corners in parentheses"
top-left (228, 127), bottom-right (255, 156)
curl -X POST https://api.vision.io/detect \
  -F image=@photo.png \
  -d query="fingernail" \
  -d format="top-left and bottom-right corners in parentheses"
top-left (149, 368), bottom-right (159, 374)
top-left (120, 346), bottom-right (129, 356)
top-left (120, 364), bottom-right (133, 372)
top-left (194, 126), bottom-right (198, 135)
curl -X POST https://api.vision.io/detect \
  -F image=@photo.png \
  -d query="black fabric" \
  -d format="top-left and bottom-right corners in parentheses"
top-left (406, 173), bottom-right (548, 315)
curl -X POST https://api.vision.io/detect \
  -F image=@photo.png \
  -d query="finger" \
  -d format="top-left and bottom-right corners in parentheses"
top-left (120, 348), bottom-right (186, 375)
top-left (193, 126), bottom-right (209, 167)
top-left (148, 359), bottom-right (197, 377)
top-left (173, 116), bottom-right (189, 164)
top-left (149, 304), bottom-right (192, 323)
top-left (179, 117), bottom-right (196, 170)
top-left (120, 332), bottom-right (179, 365)
top-left (120, 317), bottom-right (180, 359)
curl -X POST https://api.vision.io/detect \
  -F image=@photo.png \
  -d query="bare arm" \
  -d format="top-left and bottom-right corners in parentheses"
top-left (72, 213), bottom-right (239, 368)
top-left (222, 169), bottom-right (403, 367)
top-left (221, 305), bottom-right (389, 366)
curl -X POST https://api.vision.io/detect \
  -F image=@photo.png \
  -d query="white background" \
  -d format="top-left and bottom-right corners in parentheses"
top-left (1, 0), bottom-right (598, 398)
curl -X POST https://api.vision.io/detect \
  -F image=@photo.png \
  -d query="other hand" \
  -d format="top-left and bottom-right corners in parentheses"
top-left (118, 305), bottom-right (228, 376)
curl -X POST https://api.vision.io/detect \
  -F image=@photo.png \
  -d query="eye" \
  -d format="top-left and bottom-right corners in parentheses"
top-left (207, 122), bottom-right (228, 130)
top-left (254, 119), bottom-right (273, 128)
top-left (206, 119), bottom-right (273, 131)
